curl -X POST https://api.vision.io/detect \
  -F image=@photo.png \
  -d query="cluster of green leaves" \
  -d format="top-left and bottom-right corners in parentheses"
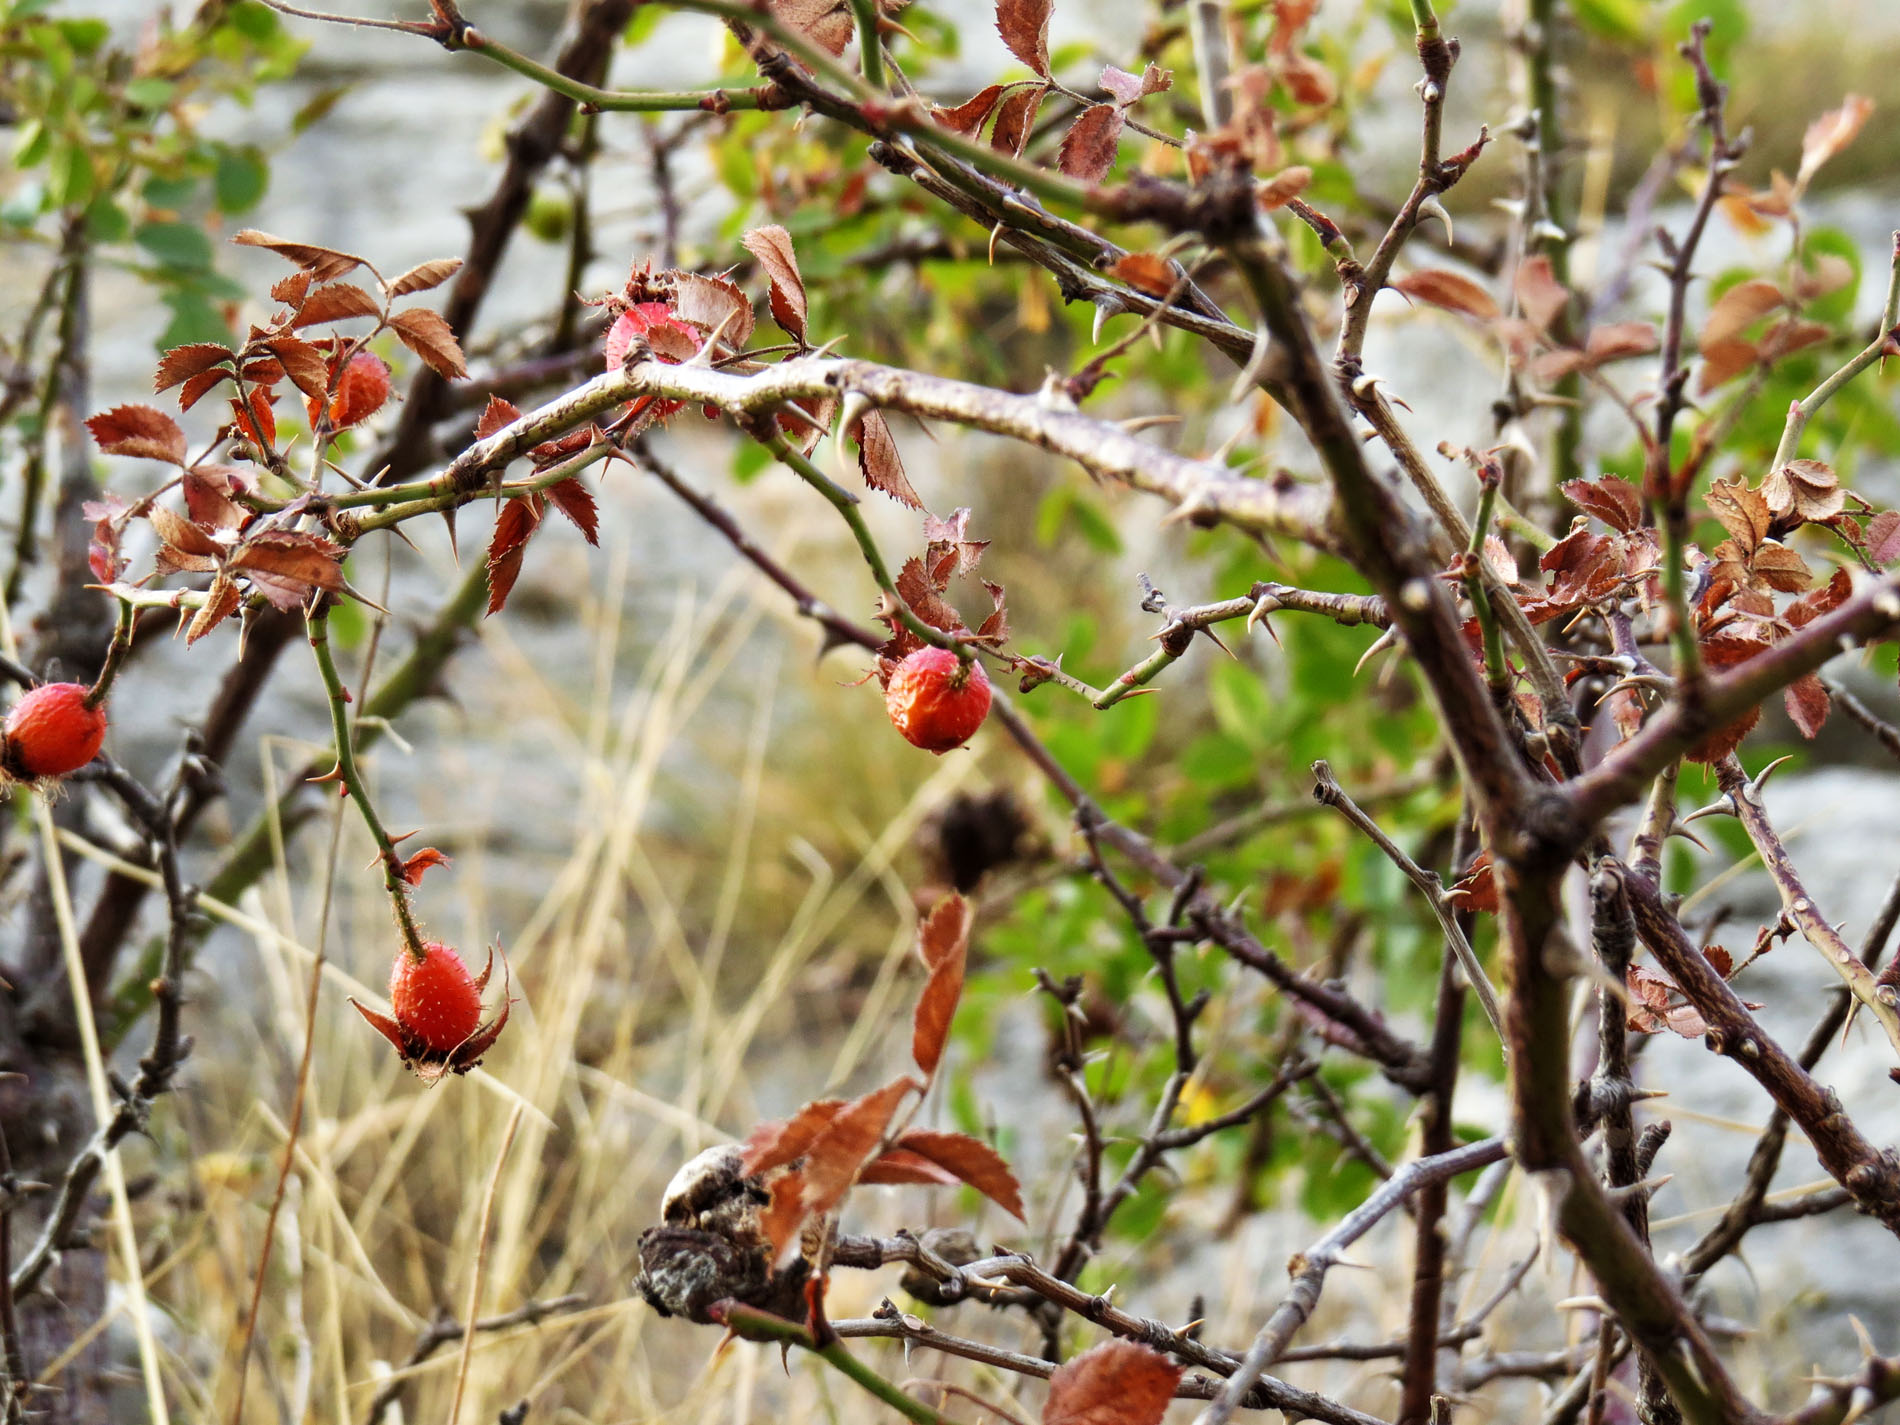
top-left (3, 0), bottom-right (306, 346)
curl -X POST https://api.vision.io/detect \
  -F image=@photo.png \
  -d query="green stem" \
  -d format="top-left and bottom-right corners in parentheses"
top-left (848, 0), bottom-right (885, 90)
top-left (711, 1303), bottom-right (950, 1425)
top-left (458, 24), bottom-right (766, 111)
top-left (762, 430), bottom-right (966, 660)
top-left (1769, 234), bottom-right (1900, 473)
top-left (1410, 0), bottom-right (1440, 40)
top-left (84, 600), bottom-right (136, 710)
top-left (348, 441), bottom-right (614, 536)
top-left (307, 604), bottom-right (426, 959)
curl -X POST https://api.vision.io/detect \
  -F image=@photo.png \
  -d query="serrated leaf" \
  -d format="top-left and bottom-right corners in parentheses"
top-left (186, 575), bottom-right (242, 645)
top-left (995, 0), bottom-right (1051, 77)
top-left (386, 256), bottom-right (463, 297)
top-left (892, 1128), bottom-right (1024, 1220)
top-left (182, 466), bottom-right (245, 530)
top-left (291, 281), bottom-right (381, 328)
top-left (88, 404), bottom-right (187, 463)
top-left (231, 531), bottom-right (345, 608)
top-left (742, 224), bottom-right (807, 345)
top-left (389, 307), bottom-right (468, 380)
top-left (178, 367), bottom-right (234, 411)
top-left (742, 1099), bottom-right (846, 1178)
top-left (1043, 1340), bottom-right (1182, 1425)
top-left (154, 342), bottom-right (233, 394)
top-left (483, 496), bottom-right (544, 616)
top-left (265, 335), bottom-right (331, 400)
top-left (932, 83), bottom-right (1006, 137)
top-left (476, 394), bottom-right (523, 440)
top-left (858, 1149), bottom-right (961, 1187)
top-left (546, 477), bottom-right (600, 546)
top-left (231, 228), bottom-right (363, 284)
top-left (912, 893), bottom-right (970, 1078)
top-left (1785, 672), bottom-right (1830, 739)
top-left (853, 409), bottom-right (921, 508)
top-left (667, 271), bottom-right (755, 351)
top-left (1702, 278), bottom-right (1783, 346)
top-left (1561, 476), bottom-right (1641, 533)
top-left (150, 504), bottom-right (222, 558)
top-left (991, 84), bottom-right (1046, 158)
top-left (1057, 104), bottom-right (1125, 183)
top-left (327, 352), bottom-right (391, 429)
top-left (800, 1077), bottom-right (915, 1220)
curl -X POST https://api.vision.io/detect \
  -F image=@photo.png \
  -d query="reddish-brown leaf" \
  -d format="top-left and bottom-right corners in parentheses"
top-left (327, 352), bottom-right (391, 429)
top-left (1108, 252), bottom-right (1178, 298)
top-left (858, 1149), bottom-right (961, 1187)
top-left (230, 531), bottom-right (346, 609)
top-left (1043, 1340), bottom-right (1183, 1425)
top-left (182, 466), bottom-right (245, 530)
top-left (1705, 479), bottom-right (1771, 554)
top-left (933, 83), bottom-right (1007, 136)
top-left (186, 575), bottom-right (242, 646)
top-left (397, 846), bottom-right (451, 886)
top-left (1447, 850), bottom-right (1498, 913)
top-left (154, 342), bottom-right (233, 394)
top-left (1099, 65), bottom-right (1144, 105)
top-left (1514, 255), bottom-right (1570, 333)
top-left (232, 228), bottom-right (363, 284)
top-left (150, 505), bottom-right (222, 558)
top-left (760, 1168), bottom-right (808, 1265)
top-left (892, 1128), bottom-right (1025, 1220)
top-left (1280, 51), bottom-right (1336, 107)
top-left (1867, 510), bottom-right (1900, 564)
top-left (476, 395), bottom-right (522, 440)
top-left (996, 0), bottom-right (1052, 77)
top-left (292, 281), bottom-right (382, 328)
top-left (1797, 94), bottom-right (1874, 190)
top-left (667, 271), bottom-right (756, 351)
top-left (178, 367), bottom-right (234, 411)
top-left (1702, 278), bottom-right (1783, 347)
top-left (1583, 321), bottom-right (1659, 363)
top-left (912, 893), bottom-right (971, 1078)
top-left (742, 225), bottom-right (808, 345)
top-left (232, 388), bottom-right (276, 450)
top-left (484, 496), bottom-right (544, 615)
top-left (1057, 104), bottom-right (1125, 183)
top-left (1785, 672), bottom-right (1830, 739)
top-left (84, 494), bottom-right (127, 584)
top-left (546, 477), bottom-right (600, 546)
top-left (386, 256), bottom-right (464, 298)
top-left (1685, 633), bottom-right (1769, 764)
top-left (1763, 458), bottom-right (1845, 523)
top-left (991, 83), bottom-right (1047, 158)
top-left (389, 307), bottom-right (468, 380)
top-left (266, 335), bottom-right (331, 401)
top-left (1392, 268), bottom-right (1499, 322)
top-left (1256, 165), bottom-right (1312, 210)
top-left (1696, 336), bottom-right (1758, 393)
top-left (852, 409), bottom-right (921, 508)
top-left (800, 1077), bottom-right (916, 1219)
top-left (270, 270), bottom-right (313, 308)
top-left (743, 1099), bottom-right (847, 1178)
top-left (977, 580), bottom-right (1009, 644)
top-left (87, 404), bottom-right (187, 464)
top-left (1561, 476), bottom-right (1641, 534)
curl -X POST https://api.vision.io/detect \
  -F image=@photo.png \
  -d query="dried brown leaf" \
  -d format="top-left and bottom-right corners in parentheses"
top-left (150, 504), bottom-right (222, 558)
top-left (1107, 252), bottom-right (1177, 298)
top-left (265, 335), bottom-right (331, 400)
top-left (1762, 458), bottom-right (1844, 523)
top-left (858, 1149), bottom-right (961, 1187)
top-left (853, 409), bottom-right (921, 508)
top-left (1705, 478), bottom-right (1771, 554)
top-left (476, 395), bottom-right (522, 440)
top-left (386, 256), bottom-right (464, 298)
top-left (1043, 1340), bottom-right (1183, 1425)
top-left (232, 228), bottom-right (363, 284)
top-left (389, 307), bottom-right (468, 380)
top-left (1867, 510), bottom-right (1900, 564)
top-left (546, 477), bottom-right (600, 546)
top-left (1256, 164), bottom-right (1312, 210)
top-left (1702, 278), bottom-right (1783, 347)
top-left (1514, 255), bottom-right (1570, 333)
top-left (1561, 476), bottom-right (1641, 534)
top-left (800, 1077), bottom-right (916, 1219)
top-left (667, 271), bottom-right (756, 351)
top-left (186, 576), bottom-right (242, 645)
top-left (1392, 268), bottom-right (1499, 321)
top-left (1785, 672), bottom-right (1831, 739)
top-left (742, 225), bottom-right (808, 345)
top-left (1797, 94), bottom-right (1874, 190)
top-left (483, 496), bottom-right (544, 615)
top-left (742, 1099), bottom-right (847, 1177)
top-left (291, 281), bottom-right (382, 328)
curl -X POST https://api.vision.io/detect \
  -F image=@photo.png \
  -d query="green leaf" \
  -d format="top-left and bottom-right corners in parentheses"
top-left (47, 141), bottom-right (93, 209)
top-left (213, 145), bottom-right (269, 214)
top-left (1568, 0), bottom-right (1648, 45)
top-left (124, 77), bottom-right (177, 110)
top-left (135, 220), bottom-right (214, 272)
top-left (158, 286), bottom-right (233, 348)
top-left (84, 194), bottom-right (129, 242)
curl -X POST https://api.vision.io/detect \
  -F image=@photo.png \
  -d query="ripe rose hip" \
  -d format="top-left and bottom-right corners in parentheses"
top-left (352, 941), bottom-right (512, 1081)
top-left (885, 647), bottom-right (991, 754)
top-left (3, 682), bottom-right (108, 781)
top-left (390, 941), bottom-right (483, 1053)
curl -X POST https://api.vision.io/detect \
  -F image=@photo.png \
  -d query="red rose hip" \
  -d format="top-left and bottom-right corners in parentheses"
top-left (885, 647), bottom-right (991, 754)
top-left (3, 682), bottom-right (108, 780)
top-left (388, 940), bottom-right (484, 1054)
